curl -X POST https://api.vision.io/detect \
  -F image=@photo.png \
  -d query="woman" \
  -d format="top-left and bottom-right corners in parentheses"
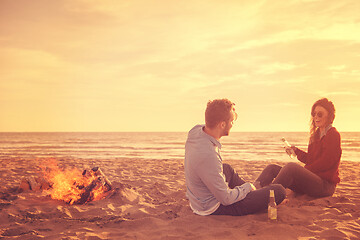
top-left (254, 98), bottom-right (342, 198)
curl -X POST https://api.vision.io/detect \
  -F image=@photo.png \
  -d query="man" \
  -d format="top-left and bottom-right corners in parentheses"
top-left (184, 99), bottom-right (286, 216)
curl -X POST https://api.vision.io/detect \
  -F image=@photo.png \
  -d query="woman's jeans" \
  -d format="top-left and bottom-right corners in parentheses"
top-left (255, 162), bottom-right (336, 198)
top-left (211, 163), bottom-right (286, 216)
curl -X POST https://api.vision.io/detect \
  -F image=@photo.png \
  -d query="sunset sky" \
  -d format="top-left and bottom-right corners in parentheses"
top-left (1, 0), bottom-right (359, 132)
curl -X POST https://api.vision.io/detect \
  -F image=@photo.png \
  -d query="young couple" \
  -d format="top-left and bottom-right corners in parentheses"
top-left (184, 98), bottom-right (341, 216)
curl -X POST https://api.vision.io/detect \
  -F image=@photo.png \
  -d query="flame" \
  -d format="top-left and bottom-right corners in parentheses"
top-left (40, 159), bottom-right (111, 205)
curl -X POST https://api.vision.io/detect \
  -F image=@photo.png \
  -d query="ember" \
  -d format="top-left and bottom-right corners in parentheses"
top-left (20, 163), bottom-right (113, 205)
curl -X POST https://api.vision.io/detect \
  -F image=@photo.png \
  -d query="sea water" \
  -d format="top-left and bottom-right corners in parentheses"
top-left (0, 132), bottom-right (359, 162)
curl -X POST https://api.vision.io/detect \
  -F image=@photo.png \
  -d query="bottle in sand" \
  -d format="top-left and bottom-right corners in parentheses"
top-left (281, 137), bottom-right (296, 159)
top-left (268, 190), bottom-right (277, 221)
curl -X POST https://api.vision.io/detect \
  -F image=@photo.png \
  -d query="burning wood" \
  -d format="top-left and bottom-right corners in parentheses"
top-left (19, 165), bottom-right (114, 205)
top-left (75, 167), bottom-right (113, 204)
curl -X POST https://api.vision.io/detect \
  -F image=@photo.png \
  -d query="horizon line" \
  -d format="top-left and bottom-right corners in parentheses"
top-left (1, 131), bottom-right (359, 133)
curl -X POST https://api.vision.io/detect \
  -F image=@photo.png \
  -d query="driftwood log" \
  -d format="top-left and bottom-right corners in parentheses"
top-left (19, 176), bottom-right (51, 192)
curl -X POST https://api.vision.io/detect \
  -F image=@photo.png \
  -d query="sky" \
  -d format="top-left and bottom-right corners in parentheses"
top-left (0, 0), bottom-right (359, 132)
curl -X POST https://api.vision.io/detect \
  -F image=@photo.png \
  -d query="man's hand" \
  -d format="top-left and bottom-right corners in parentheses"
top-left (252, 181), bottom-right (261, 190)
top-left (249, 182), bottom-right (257, 191)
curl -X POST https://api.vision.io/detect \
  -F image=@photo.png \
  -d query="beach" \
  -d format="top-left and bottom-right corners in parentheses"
top-left (1, 157), bottom-right (359, 240)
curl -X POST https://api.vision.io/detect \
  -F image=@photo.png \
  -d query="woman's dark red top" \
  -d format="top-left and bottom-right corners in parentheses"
top-left (294, 127), bottom-right (342, 185)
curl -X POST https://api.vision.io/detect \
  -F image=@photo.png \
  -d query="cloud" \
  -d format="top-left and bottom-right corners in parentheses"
top-left (275, 102), bottom-right (300, 107)
top-left (328, 65), bottom-right (360, 78)
top-left (316, 91), bottom-right (359, 96)
top-left (255, 62), bottom-right (300, 75)
top-left (328, 65), bottom-right (347, 71)
top-left (315, 23), bottom-right (360, 42)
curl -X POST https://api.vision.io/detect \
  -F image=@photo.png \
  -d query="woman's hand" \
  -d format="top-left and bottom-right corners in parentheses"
top-left (284, 146), bottom-right (297, 159)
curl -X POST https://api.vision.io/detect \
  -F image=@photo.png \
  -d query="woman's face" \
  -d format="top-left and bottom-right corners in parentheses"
top-left (312, 105), bottom-right (329, 129)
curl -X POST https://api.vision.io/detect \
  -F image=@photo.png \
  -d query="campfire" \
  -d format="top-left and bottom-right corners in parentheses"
top-left (19, 161), bottom-right (114, 205)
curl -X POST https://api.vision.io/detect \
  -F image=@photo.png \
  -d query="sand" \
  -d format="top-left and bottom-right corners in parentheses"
top-left (1, 157), bottom-right (359, 240)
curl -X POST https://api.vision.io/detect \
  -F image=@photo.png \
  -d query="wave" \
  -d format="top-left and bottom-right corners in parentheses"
top-left (0, 141), bottom-right (34, 144)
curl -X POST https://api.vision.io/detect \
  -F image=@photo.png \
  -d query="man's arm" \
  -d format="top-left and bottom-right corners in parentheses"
top-left (197, 156), bottom-right (253, 206)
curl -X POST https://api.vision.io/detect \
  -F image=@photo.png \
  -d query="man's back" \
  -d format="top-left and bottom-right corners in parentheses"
top-left (184, 124), bottom-right (222, 215)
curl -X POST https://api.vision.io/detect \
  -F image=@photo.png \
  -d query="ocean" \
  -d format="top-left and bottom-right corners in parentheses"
top-left (0, 132), bottom-right (359, 162)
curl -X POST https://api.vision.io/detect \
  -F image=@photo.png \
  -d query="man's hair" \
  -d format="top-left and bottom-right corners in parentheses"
top-left (205, 99), bottom-right (236, 129)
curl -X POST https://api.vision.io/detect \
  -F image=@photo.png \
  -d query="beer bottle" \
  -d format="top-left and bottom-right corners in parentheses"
top-left (268, 190), bottom-right (277, 221)
top-left (281, 137), bottom-right (296, 159)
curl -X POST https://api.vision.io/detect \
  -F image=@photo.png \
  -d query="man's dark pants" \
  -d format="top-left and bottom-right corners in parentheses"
top-left (211, 163), bottom-right (286, 216)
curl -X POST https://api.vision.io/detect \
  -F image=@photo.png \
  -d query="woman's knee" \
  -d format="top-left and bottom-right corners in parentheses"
top-left (282, 162), bottom-right (301, 173)
top-left (223, 163), bottom-right (231, 170)
top-left (222, 163), bottom-right (234, 174)
top-left (255, 164), bottom-right (282, 187)
top-left (222, 163), bottom-right (236, 182)
top-left (265, 164), bottom-right (280, 170)
top-left (264, 164), bottom-right (282, 173)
